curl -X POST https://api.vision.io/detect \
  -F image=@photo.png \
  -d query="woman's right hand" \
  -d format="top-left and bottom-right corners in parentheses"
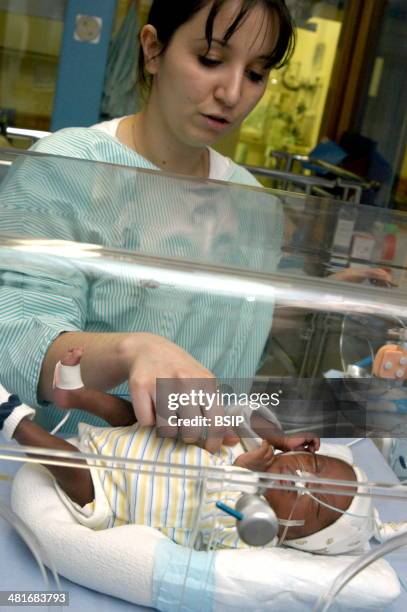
top-left (118, 333), bottom-right (231, 452)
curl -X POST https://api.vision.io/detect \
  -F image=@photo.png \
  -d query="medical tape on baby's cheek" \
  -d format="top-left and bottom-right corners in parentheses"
top-left (277, 492), bottom-right (304, 545)
top-left (276, 461), bottom-right (310, 543)
top-left (278, 518), bottom-right (304, 527)
top-left (283, 473), bottom-right (308, 521)
top-left (294, 469), bottom-right (310, 496)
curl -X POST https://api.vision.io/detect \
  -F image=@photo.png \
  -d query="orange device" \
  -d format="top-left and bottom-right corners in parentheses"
top-left (373, 344), bottom-right (407, 379)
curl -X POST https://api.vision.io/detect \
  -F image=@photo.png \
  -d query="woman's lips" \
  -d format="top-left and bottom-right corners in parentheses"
top-left (201, 114), bottom-right (231, 131)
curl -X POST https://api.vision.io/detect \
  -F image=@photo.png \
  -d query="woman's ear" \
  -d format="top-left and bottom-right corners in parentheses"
top-left (139, 25), bottom-right (163, 75)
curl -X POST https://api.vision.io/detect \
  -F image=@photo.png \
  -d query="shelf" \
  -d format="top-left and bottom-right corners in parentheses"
top-left (0, 0), bottom-right (65, 22)
top-left (0, 45), bottom-right (59, 62)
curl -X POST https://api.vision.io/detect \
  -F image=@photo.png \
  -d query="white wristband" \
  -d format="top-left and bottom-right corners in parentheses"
top-left (53, 362), bottom-right (84, 390)
top-left (3, 404), bottom-right (36, 441)
top-left (0, 384), bottom-right (12, 405)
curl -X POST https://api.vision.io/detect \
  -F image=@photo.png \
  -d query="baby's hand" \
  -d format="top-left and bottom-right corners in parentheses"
top-left (233, 440), bottom-right (275, 472)
top-left (279, 434), bottom-right (320, 453)
top-left (330, 267), bottom-right (397, 287)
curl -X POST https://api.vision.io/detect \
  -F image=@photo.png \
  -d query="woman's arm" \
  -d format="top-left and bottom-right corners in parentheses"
top-left (39, 331), bottom-right (137, 401)
top-left (39, 330), bottom-right (224, 452)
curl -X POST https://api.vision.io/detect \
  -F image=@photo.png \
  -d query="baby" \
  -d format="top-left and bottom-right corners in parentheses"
top-left (0, 348), bottom-right (378, 554)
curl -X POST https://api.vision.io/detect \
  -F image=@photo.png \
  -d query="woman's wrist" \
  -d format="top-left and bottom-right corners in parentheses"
top-left (117, 333), bottom-right (146, 370)
top-left (266, 433), bottom-right (288, 451)
top-left (249, 414), bottom-right (286, 449)
top-left (117, 332), bottom-right (164, 372)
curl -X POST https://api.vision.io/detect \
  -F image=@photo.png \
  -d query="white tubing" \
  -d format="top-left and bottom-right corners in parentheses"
top-left (50, 411), bottom-right (72, 436)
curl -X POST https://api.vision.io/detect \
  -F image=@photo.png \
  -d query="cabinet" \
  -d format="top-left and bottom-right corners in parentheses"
top-left (0, 0), bottom-right (117, 131)
top-left (0, 0), bottom-right (65, 129)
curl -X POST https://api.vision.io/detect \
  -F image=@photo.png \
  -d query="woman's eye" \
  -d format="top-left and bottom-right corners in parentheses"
top-left (247, 70), bottom-right (265, 84)
top-left (198, 56), bottom-right (222, 67)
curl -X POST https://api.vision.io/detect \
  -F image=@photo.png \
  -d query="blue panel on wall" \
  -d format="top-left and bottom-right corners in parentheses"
top-left (51, 0), bottom-right (117, 131)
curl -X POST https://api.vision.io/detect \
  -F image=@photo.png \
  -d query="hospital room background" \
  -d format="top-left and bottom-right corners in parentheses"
top-left (0, 1), bottom-right (407, 611)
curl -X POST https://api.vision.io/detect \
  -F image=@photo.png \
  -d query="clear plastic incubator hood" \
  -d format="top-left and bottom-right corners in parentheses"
top-left (0, 148), bottom-right (406, 611)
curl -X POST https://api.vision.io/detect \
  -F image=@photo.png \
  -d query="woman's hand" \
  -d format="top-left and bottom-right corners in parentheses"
top-left (278, 433), bottom-right (320, 453)
top-left (233, 440), bottom-right (275, 471)
top-left (330, 267), bottom-right (396, 287)
top-left (118, 333), bottom-right (229, 452)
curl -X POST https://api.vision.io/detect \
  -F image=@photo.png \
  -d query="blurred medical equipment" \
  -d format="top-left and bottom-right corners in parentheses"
top-left (216, 494), bottom-right (280, 546)
top-left (244, 149), bottom-right (381, 204)
top-left (320, 313), bottom-right (407, 479)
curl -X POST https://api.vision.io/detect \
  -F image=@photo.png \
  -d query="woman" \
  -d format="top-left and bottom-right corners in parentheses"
top-left (0, 0), bottom-right (294, 446)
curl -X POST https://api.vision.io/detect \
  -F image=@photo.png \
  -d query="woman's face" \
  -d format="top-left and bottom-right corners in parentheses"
top-left (148, 0), bottom-right (279, 147)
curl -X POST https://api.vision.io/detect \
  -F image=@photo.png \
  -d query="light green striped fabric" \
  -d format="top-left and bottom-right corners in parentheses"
top-left (0, 128), bottom-right (283, 432)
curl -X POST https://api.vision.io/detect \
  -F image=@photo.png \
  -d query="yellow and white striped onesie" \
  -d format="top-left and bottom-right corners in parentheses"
top-left (55, 423), bottom-right (256, 549)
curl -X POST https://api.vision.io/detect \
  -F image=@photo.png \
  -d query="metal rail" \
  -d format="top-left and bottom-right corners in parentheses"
top-left (268, 150), bottom-right (380, 193)
top-left (244, 164), bottom-right (364, 203)
top-left (5, 127), bottom-right (50, 144)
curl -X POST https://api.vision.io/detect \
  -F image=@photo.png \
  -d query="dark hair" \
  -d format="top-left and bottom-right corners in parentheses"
top-left (137, 0), bottom-right (295, 95)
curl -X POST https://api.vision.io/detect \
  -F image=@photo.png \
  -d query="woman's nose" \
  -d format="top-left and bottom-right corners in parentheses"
top-left (214, 68), bottom-right (244, 107)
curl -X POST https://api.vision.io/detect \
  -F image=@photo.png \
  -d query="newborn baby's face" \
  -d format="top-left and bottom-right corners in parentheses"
top-left (265, 452), bottom-right (356, 540)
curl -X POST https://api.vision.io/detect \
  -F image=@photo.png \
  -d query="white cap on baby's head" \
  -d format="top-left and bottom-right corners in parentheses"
top-left (285, 445), bottom-right (375, 556)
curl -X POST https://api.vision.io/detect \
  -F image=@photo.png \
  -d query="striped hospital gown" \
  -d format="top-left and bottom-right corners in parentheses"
top-left (0, 128), bottom-right (283, 432)
top-left (67, 423), bottom-right (254, 549)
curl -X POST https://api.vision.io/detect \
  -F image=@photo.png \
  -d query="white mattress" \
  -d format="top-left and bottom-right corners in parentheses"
top-left (5, 439), bottom-right (403, 611)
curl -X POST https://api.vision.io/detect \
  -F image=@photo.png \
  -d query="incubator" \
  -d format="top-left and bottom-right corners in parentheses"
top-left (0, 149), bottom-right (406, 611)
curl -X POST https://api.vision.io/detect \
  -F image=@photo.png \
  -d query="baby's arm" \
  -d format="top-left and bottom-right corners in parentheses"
top-left (233, 440), bottom-right (275, 471)
top-left (53, 347), bottom-right (136, 427)
top-left (13, 416), bottom-right (94, 507)
top-left (2, 347), bottom-right (137, 509)
top-left (249, 412), bottom-right (320, 453)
